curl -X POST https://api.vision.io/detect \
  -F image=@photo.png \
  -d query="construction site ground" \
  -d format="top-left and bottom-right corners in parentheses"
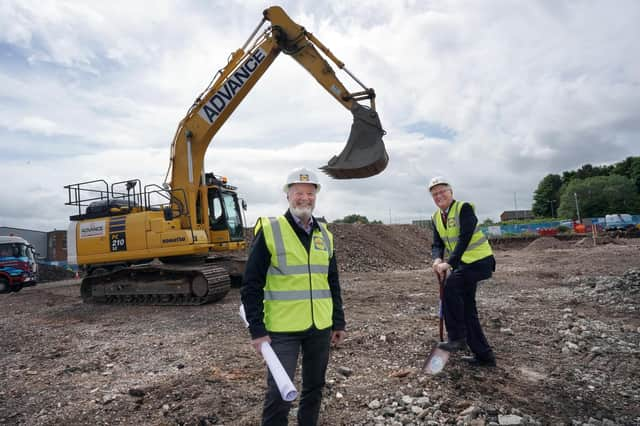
top-left (1, 225), bottom-right (639, 426)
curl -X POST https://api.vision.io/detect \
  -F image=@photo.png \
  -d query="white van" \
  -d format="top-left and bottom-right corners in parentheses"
top-left (604, 214), bottom-right (634, 231)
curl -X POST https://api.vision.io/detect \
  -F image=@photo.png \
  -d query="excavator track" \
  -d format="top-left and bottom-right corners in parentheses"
top-left (80, 262), bottom-right (230, 306)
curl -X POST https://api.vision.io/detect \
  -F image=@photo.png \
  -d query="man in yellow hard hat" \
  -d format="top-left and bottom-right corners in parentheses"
top-left (241, 167), bottom-right (346, 425)
top-left (428, 176), bottom-right (497, 367)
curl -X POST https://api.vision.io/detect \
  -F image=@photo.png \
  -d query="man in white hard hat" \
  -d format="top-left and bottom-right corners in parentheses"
top-left (241, 167), bottom-right (346, 425)
top-left (428, 176), bottom-right (497, 367)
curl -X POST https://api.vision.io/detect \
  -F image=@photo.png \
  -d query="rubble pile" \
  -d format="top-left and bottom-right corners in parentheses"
top-left (329, 224), bottom-right (432, 273)
top-left (563, 268), bottom-right (640, 312)
top-left (359, 392), bottom-right (541, 425)
top-left (549, 271), bottom-right (640, 423)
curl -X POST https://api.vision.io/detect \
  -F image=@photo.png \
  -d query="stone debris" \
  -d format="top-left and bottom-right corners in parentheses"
top-left (563, 268), bottom-right (640, 313)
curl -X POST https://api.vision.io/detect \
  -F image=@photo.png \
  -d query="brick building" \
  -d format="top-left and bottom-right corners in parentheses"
top-left (500, 210), bottom-right (534, 222)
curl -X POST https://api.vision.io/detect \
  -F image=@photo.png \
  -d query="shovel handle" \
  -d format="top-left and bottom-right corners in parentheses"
top-left (438, 273), bottom-right (445, 342)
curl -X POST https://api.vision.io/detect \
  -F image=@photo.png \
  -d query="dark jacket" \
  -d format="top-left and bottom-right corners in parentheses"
top-left (431, 200), bottom-right (495, 273)
top-left (240, 210), bottom-right (346, 339)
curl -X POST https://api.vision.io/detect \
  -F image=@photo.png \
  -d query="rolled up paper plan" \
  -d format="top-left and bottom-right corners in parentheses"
top-left (239, 304), bottom-right (298, 401)
top-left (239, 304), bottom-right (249, 327)
top-left (260, 341), bottom-right (298, 401)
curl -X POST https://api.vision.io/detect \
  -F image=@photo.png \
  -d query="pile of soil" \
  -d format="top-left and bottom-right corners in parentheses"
top-left (245, 223), bottom-right (433, 273)
top-left (330, 224), bottom-right (432, 273)
top-left (523, 236), bottom-right (571, 251)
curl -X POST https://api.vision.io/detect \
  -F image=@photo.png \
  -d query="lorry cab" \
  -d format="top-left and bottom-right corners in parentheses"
top-left (0, 235), bottom-right (38, 293)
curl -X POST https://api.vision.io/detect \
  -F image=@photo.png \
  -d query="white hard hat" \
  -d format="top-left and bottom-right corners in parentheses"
top-left (428, 176), bottom-right (451, 190)
top-left (283, 167), bottom-right (321, 193)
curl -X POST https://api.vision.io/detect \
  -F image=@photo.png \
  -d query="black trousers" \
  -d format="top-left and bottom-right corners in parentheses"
top-left (442, 264), bottom-right (493, 357)
top-left (262, 326), bottom-right (331, 426)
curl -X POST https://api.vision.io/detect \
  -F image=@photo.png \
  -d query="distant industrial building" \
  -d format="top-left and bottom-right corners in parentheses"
top-left (0, 226), bottom-right (67, 263)
top-left (500, 210), bottom-right (534, 222)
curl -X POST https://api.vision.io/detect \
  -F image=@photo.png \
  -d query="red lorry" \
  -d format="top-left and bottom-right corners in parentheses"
top-left (0, 235), bottom-right (38, 293)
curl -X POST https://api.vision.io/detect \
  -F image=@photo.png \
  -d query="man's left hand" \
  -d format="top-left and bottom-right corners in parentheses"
top-left (331, 330), bottom-right (346, 346)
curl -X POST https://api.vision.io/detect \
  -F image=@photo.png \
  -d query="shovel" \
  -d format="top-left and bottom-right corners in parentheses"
top-left (423, 272), bottom-right (450, 375)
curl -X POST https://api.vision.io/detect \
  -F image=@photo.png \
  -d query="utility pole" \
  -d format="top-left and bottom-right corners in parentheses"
top-left (574, 192), bottom-right (581, 223)
top-left (548, 199), bottom-right (555, 218)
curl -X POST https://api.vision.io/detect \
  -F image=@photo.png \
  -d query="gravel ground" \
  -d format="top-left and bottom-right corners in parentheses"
top-left (1, 231), bottom-right (639, 426)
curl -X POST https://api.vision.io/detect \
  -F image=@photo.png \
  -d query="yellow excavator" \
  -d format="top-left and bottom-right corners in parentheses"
top-left (65, 6), bottom-right (388, 305)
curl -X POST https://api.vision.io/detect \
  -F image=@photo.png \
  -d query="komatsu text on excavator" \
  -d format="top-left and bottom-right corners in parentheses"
top-left (65, 6), bottom-right (388, 305)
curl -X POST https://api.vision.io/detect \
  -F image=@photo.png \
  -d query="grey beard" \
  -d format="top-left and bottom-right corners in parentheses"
top-left (290, 206), bottom-right (313, 221)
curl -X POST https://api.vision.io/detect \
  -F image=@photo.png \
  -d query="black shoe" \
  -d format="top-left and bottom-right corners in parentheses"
top-left (462, 354), bottom-right (496, 367)
top-left (436, 339), bottom-right (467, 352)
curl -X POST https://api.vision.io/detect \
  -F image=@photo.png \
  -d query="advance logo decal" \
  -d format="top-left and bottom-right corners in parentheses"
top-left (198, 47), bottom-right (267, 125)
top-left (80, 221), bottom-right (105, 238)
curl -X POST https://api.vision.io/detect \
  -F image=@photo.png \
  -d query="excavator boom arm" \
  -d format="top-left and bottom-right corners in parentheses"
top-left (168, 6), bottom-right (388, 229)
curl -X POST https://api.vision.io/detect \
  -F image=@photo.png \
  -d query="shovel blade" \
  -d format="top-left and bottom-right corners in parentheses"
top-left (422, 347), bottom-right (450, 375)
top-left (320, 103), bottom-right (389, 179)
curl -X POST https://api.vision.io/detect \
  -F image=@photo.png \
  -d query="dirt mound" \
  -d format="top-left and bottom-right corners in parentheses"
top-left (523, 236), bottom-right (570, 251)
top-left (246, 223), bottom-right (433, 273)
top-left (329, 224), bottom-right (432, 272)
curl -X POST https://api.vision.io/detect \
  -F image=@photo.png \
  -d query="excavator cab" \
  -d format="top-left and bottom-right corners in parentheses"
top-left (205, 173), bottom-right (245, 250)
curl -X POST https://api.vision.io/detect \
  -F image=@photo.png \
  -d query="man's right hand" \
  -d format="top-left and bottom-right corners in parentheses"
top-left (432, 258), bottom-right (442, 275)
top-left (251, 335), bottom-right (271, 355)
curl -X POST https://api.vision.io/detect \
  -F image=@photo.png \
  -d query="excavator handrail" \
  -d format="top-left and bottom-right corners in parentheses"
top-left (65, 179), bottom-right (111, 217)
top-left (110, 179), bottom-right (143, 210)
top-left (143, 184), bottom-right (187, 216)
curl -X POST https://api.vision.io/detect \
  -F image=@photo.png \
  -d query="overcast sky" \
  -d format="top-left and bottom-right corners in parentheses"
top-left (1, 0), bottom-right (639, 232)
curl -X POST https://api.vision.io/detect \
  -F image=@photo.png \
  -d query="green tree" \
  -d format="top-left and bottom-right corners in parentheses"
top-left (557, 175), bottom-right (640, 218)
top-left (611, 156), bottom-right (640, 193)
top-left (562, 163), bottom-right (612, 184)
top-left (532, 174), bottom-right (562, 217)
top-left (333, 214), bottom-right (370, 224)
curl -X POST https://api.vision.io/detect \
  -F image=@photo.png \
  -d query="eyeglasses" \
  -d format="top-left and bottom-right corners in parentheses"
top-left (431, 189), bottom-right (450, 198)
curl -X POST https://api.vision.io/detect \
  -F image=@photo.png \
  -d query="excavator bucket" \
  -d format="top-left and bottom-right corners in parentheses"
top-left (320, 103), bottom-right (389, 179)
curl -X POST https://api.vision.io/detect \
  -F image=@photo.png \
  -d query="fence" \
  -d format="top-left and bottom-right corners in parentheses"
top-left (480, 215), bottom-right (640, 237)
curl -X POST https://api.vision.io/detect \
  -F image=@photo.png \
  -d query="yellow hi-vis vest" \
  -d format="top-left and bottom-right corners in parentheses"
top-left (255, 216), bottom-right (334, 332)
top-left (432, 201), bottom-right (493, 264)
